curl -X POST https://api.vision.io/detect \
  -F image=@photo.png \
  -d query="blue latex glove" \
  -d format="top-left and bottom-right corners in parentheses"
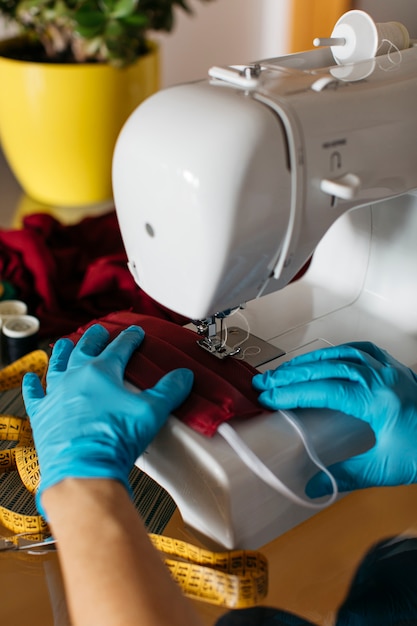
top-left (252, 342), bottom-right (417, 495)
top-left (22, 324), bottom-right (194, 516)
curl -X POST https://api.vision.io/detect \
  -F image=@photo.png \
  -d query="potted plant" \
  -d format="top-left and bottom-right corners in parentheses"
top-left (0, 0), bottom-right (213, 206)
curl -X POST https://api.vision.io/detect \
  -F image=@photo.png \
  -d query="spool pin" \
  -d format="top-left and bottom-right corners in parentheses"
top-left (314, 10), bottom-right (410, 65)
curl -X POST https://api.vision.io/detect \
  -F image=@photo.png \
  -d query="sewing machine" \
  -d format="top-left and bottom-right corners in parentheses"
top-left (113, 23), bottom-right (417, 550)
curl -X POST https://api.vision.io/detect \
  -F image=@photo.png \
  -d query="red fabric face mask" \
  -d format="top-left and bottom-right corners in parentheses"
top-left (65, 311), bottom-right (265, 437)
top-left (65, 311), bottom-right (338, 511)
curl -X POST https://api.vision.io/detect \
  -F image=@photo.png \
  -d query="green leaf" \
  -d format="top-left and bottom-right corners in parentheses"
top-left (73, 5), bottom-right (106, 37)
top-left (119, 12), bottom-right (147, 27)
top-left (98, 0), bottom-right (116, 13)
top-left (110, 0), bottom-right (137, 18)
top-left (74, 5), bottom-right (105, 22)
top-left (103, 17), bottom-right (124, 37)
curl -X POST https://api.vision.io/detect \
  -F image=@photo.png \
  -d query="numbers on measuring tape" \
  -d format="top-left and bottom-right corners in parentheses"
top-left (0, 416), bottom-right (26, 441)
top-left (164, 557), bottom-right (268, 608)
top-left (0, 449), bottom-right (17, 471)
top-left (15, 446), bottom-right (40, 494)
top-left (149, 534), bottom-right (268, 607)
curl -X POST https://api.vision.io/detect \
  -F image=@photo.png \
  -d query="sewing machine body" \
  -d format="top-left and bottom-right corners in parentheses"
top-left (114, 44), bottom-right (417, 549)
top-left (114, 45), bottom-right (417, 320)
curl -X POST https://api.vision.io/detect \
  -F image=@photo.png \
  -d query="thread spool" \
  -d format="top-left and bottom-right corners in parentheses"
top-left (314, 10), bottom-right (410, 65)
top-left (0, 299), bottom-right (28, 318)
top-left (0, 300), bottom-right (28, 363)
top-left (2, 315), bottom-right (40, 363)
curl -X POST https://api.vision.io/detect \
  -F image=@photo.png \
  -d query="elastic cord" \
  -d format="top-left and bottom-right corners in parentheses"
top-left (218, 410), bottom-right (338, 509)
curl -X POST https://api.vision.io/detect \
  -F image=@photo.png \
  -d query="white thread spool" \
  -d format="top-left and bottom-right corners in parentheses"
top-left (314, 10), bottom-right (410, 65)
top-left (0, 299), bottom-right (28, 318)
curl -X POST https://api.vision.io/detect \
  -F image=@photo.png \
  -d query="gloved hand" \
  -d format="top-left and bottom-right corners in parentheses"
top-left (252, 342), bottom-right (417, 495)
top-left (22, 324), bottom-right (194, 516)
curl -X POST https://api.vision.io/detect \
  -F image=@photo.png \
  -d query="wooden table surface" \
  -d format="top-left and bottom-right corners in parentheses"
top-left (0, 484), bottom-right (416, 626)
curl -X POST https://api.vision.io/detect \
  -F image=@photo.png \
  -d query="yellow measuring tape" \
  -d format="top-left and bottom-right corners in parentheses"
top-left (150, 534), bottom-right (268, 608)
top-left (0, 351), bottom-right (48, 535)
top-left (0, 350), bottom-right (268, 608)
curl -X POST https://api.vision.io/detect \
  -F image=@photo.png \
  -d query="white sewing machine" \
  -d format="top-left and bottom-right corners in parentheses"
top-left (113, 15), bottom-right (417, 550)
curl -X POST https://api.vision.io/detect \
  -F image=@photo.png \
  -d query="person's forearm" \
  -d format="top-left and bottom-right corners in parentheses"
top-left (42, 478), bottom-right (204, 626)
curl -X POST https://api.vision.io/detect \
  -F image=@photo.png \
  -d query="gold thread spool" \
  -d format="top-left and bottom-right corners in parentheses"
top-left (315, 10), bottom-right (410, 65)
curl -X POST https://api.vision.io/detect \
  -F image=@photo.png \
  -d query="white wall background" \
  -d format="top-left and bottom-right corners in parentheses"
top-left (0, 0), bottom-right (291, 86)
top-left (155, 0), bottom-right (291, 86)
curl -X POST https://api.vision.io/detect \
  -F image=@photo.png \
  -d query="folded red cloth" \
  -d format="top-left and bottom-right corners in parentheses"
top-left (67, 311), bottom-right (265, 437)
top-left (0, 212), bottom-right (185, 338)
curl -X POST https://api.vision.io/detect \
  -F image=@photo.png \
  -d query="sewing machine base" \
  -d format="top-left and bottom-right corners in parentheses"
top-left (136, 380), bottom-right (374, 550)
top-left (134, 333), bottom-right (375, 551)
top-left (135, 195), bottom-right (417, 550)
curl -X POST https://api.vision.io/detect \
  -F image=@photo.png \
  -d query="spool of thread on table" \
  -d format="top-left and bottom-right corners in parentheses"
top-left (2, 315), bottom-right (40, 363)
top-left (314, 10), bottom-right (410, 65)
top-left (0, 300), bottom-right (28, 318)
top-left (0, 300), bottom-right (28, 363)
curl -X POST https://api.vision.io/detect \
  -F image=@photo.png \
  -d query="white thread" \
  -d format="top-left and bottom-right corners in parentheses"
top-left (230, 310), bottom-right (250, 346)
top-left (220, 310), bottom-right (261, 359)
top-left (214, 307), bottom-right (239, 349)
top-left (218, 411), bottom-right (338, 510)
top-left (377, 39), bottom-right (403, 70)
top-left (376, 21), bottom-right (409, 57)
top-left (239, 346), bottom-right (262, 360)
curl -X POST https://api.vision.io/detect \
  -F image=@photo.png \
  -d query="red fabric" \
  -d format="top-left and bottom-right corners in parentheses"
top-left (67, 311), bottom-right (265, 437)
top-left (0, 212), bottom-right (185, 338)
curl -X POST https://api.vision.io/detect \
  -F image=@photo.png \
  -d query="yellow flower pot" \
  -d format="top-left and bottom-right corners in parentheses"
top-left (0, 39), bottom-right (159, 206)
